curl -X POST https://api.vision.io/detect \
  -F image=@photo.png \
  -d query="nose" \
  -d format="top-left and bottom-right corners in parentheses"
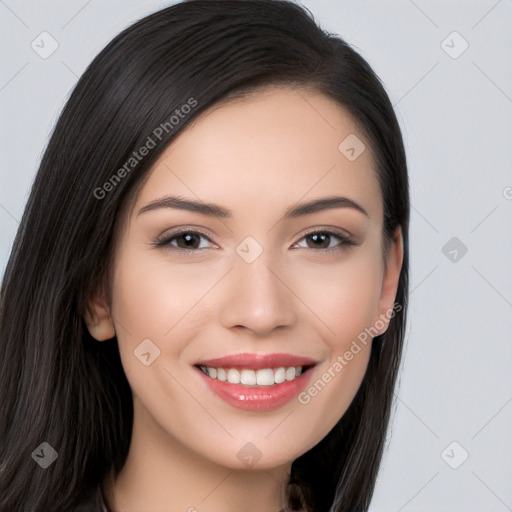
top-left (218, 251), bottom-right (297, 337)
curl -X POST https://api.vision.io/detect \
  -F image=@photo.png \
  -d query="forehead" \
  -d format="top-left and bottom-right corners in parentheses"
top-left (132, 86), bottom-right (381, 222)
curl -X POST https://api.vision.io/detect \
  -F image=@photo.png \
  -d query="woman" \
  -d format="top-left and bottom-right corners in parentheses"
top-left (0, 1), bottom-right (409, 511)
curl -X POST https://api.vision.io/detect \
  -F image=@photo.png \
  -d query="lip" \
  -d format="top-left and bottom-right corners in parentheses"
top-left (195, 352), bottom-right (318, 370)
top-left (193, 352), bottom-right (318, 411)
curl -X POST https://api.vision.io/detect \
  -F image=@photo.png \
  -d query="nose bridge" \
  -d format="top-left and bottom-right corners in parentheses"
top-left (218, 236), bottom-right (296, 334)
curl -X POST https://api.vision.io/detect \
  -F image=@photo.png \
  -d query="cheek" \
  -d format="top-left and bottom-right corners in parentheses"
top-left (293, 272), bottom-right (377, 448)
top-left (296, 340), bottom-right (372, 452)
top-left (290, 248), bottom-right (383, 342)
top-left (285, 249), bottom-right (381, 437)
top-left (110, 252), bottom-right (217, 343)
top-left (108, 253), bottom-right (215, 418)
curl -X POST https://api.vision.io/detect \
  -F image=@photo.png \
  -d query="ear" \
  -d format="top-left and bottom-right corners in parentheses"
top-left (373, 226), bottom-right (404, 335)
top-left (83, 286), bottom-right (116, 342)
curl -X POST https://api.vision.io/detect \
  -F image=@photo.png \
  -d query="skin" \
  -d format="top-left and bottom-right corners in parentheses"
top-left (85, 86), bottom-right (403, 512)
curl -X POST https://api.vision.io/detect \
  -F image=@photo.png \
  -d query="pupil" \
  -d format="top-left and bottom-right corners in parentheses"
top-left (182, 234), bottom-right (198, 248)
top-left (310, 233), bottom-right (329, 248)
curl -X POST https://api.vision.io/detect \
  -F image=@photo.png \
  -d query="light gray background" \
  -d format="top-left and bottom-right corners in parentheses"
top-left (1, 1), bottom-right (511, 510)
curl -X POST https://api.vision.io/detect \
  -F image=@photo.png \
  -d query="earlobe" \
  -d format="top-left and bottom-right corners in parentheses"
top-left (84, 289), bottom-right (116, 342)
top-left (374, 226), bottom-right (404, 335)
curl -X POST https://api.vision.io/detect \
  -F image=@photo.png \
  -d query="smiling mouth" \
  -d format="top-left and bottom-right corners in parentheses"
top-left (195, 364), bottom-right (315, 386)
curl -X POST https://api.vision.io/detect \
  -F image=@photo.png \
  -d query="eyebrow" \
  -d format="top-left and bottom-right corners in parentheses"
top-left (137, 194), bottom-right (369, 219)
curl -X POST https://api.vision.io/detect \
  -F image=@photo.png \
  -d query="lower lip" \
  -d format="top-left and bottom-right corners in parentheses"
top-left (195, 367), bottom-right (314, 411)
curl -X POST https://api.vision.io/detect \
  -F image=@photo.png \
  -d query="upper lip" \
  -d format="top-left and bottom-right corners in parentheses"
top-left (195, 352), bottom-right (318, 369)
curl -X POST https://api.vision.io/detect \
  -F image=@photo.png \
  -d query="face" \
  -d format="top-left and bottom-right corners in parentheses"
top-left (87, 86), bottom-right (402, 471)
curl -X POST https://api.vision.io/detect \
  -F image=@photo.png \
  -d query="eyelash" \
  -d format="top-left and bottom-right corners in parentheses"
top-left (153, 228), bottom-right (358, 254)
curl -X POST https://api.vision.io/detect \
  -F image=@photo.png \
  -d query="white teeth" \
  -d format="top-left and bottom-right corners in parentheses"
top-left (199, 365), bottom-right (304, 386)
top-left (256, 368), bottom-right (274, 386)
top-left (240, 369), bottom-right (256, 385)
top-left (227, 368), bottom-right (241, 384)
top-left (274, 367), bottom-right (286, 384)
top-left (285, 367), bottom-right (296, 381)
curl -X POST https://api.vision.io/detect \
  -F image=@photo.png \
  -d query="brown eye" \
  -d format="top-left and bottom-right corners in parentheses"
top-left (154, 230), bottom-right (214, 253)
top-left (173, 232), bottom-right (204, 250)
top-left (306, 232), bottom-right (333, 249)
top-left (295, 230), bottom-right (356, 251)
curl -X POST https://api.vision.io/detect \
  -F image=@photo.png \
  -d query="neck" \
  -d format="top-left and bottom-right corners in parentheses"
top-left (103, 397), bottom-right (289, 512)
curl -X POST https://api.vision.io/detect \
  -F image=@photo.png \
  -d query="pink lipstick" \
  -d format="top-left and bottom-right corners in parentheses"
top-left (194, 352), bottom-right (317, 411)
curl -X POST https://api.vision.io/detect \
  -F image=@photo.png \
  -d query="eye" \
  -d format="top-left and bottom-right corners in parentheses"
top-left (153, 228), bottom-right (358, 254)
top-left (293, 230), bottom-right (357, 251)
top-left (153, 229), bottom-right (216, 253)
